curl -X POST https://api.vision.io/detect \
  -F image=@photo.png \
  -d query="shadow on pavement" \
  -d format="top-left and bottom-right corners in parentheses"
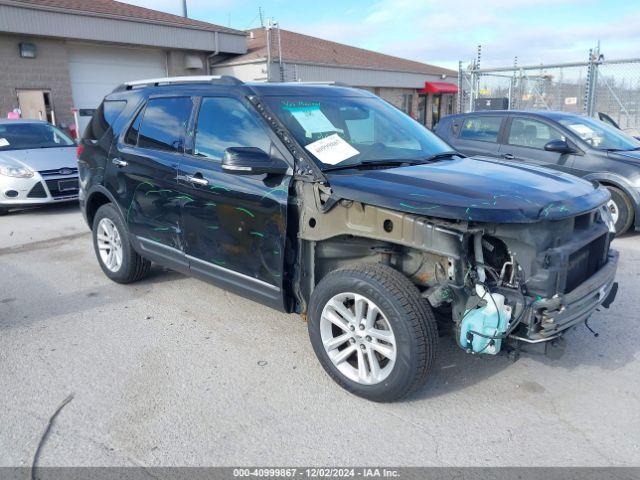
top-left (411, 298), bottom-right (638, 400)
top-left (5, 201), bottom-right (81, 217)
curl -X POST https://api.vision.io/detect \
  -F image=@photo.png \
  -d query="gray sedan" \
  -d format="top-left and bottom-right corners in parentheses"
top-left (0, 120), bottom-right (78, 215)
top-left (434, 110), bottom-right (640, 234)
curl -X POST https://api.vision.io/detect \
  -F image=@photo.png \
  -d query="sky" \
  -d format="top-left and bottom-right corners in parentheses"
top-left (124, 0), bottom-right (639, 70)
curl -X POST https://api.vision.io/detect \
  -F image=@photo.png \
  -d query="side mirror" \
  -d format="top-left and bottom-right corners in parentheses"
top-left (544, 139), bottom-right (575, 154)
top-left (222, 147), bottom-right (289, 175)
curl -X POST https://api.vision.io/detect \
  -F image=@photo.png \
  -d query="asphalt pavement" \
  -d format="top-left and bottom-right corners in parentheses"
top-left (1, 203), bottom-right (639, 466)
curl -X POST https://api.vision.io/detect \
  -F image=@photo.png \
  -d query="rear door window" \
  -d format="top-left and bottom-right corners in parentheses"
top-left (459, 116), bottom-right (503, 142)
top-left (136, 97), bottom-right (193, 152)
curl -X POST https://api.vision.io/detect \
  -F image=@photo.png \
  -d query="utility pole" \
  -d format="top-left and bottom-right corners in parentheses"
top-left (181, 0), bottom-right (187, 18)
top-left (265, 19), bottom-right (271, 82)
top-left (258, 6), bottom-right (264, 27)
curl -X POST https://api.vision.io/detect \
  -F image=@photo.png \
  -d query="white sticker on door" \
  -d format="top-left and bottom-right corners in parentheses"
top-left (304, 133), bottom-right (360, 165)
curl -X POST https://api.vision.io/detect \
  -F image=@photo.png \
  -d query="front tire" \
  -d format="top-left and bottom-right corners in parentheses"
top-left (92, 203), bottom-right (151, 284)
top-left (308, 263), bottom-right (438, 402)
top-left (606, 186), bottom-right (633, 235)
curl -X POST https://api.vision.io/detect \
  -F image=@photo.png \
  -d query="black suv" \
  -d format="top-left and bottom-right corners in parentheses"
top-left (79, 77), bottom-right (618, 402)
top-left (434, 110), bottom-right (640, 234)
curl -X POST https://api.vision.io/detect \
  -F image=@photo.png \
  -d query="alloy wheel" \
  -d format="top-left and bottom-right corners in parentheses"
top-left (607, 199), bottom-right (620, 225)
top-left (320, 292), bottom-right (396, 385)
top-left (96, 218), bottom-right (123, 272)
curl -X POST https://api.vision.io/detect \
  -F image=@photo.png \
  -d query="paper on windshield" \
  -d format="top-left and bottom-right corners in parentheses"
top-left (282, 103), bottom-right (338, 138)
top-left (0, 138), bottom-right (9, 147)
top-left (304, 133), bottom-right (359, 165)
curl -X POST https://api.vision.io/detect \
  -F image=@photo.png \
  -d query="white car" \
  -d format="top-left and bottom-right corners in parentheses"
top-left (0, 119), bottom-right (78, 215)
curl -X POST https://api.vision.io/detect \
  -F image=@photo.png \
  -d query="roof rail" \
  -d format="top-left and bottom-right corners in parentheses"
top-left (291, 81), bottom-right (350, 86)
top-left (112, 75), bottom-right (243, 92)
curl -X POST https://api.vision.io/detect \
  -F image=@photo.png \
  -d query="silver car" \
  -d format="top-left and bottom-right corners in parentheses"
top-left (0, 119), bottom-right (78, 215)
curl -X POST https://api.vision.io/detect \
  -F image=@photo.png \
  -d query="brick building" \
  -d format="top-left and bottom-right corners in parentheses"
top-left (0, 0), bottom-right (457, 132)
top-left (0, 0), bottom-right (246, 131)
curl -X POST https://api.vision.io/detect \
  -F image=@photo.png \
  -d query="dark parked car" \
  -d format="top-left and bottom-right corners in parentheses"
top-left (434, 110), bottom-right (640, 234)
top-left (79, 77), bottom-right (618, 401)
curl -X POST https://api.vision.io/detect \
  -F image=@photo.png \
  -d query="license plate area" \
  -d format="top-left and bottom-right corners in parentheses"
top-left (58, 179), bottom-right (79, 192)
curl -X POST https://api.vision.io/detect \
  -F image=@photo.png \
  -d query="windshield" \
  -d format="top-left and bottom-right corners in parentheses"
top-left (559, 116), bottom-right (640, 151)
top-left (0, 123), bottom-right (75, 151)
top-left (263, 95), bottom-right (454, 169)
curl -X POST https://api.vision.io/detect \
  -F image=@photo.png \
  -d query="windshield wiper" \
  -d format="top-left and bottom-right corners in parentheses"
top-left (421, 151), bottom-right (460, 162)
top-left (323, 152), bottom-right (460, 172)
top-left (323, 159), bottom-right (422, 172)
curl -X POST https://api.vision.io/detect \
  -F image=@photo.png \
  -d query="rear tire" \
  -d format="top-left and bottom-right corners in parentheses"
top-left (606, 186), bottom-right (633, 235)
top-left (92, 203), bottom-right (151, 284)
top-left (308, 263), bottom-right (438, 402)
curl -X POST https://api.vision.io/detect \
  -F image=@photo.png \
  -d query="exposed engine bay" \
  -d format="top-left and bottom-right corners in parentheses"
top-left (296, 182), bottom-right (619, 356)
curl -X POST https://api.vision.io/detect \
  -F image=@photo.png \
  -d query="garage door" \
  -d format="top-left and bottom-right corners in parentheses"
top-left (68, 44), bottom-right (167, 132)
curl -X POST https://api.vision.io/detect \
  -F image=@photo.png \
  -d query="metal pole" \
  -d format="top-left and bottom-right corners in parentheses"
top-left (265, 23), bottom-right (271, 82)
top-left (583, 48), bottom-right (593, 115)
top-left (276, 21), bottom-right (284, 82)
top-left (590, 45), bottom-right (600, 117)
top-left (457, 61), bottom-right (462, 113)
top-left (181, 0), bottom-right (188, 18)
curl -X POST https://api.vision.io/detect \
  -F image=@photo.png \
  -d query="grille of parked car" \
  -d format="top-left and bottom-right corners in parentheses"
top-left (27, 182), bottom-right (48, 198)
top-left (44, 178), bottom-right (79, 198)
top-left (39, 168), bottom-right (79, 177)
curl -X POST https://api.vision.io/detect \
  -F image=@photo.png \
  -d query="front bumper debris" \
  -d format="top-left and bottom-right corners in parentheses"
top-left (513, 250), bottom-right (619, 342)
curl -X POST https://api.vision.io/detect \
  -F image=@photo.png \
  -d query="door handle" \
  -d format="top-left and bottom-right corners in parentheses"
top-left (112, 158), bottom-right (128, 168)
top-left (186, 174), bottom-right (209, 186)
top-left (502, 153), bottom-right (515, 160)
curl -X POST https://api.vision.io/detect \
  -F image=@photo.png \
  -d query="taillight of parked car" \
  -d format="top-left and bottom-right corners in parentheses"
top-left (76, 143), bottom-right (85, 159)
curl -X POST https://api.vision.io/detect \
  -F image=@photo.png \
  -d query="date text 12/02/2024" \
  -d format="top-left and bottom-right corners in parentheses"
top-left (232, 468), bottom-right (400, 478)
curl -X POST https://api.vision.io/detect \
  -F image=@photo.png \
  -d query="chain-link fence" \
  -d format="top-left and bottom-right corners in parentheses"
top-left (458, 50), bottom-right (640, 136)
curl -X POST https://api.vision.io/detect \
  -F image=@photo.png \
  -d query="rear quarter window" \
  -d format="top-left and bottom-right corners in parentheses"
top-left (83, 100), bottom-right (127, 141)
top-left (451, 120), bottom-right (461, 137)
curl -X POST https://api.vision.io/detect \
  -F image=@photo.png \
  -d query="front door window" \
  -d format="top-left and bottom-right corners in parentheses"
top-left (507, 118), bottom-right (565, 149)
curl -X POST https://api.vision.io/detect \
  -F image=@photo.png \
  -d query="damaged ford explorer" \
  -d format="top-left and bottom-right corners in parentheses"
top-left (78, 77), bottom-right (619, 402)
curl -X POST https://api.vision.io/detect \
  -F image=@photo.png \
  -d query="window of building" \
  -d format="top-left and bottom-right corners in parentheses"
top-left (194, 97), bottom-right (272, 161)
top-left (136, 97), bottom-right (193, 152)
top-left (459, 116), bottom-right (503, 142)
top-left (402, 94), bottom-right (414, 116)
top-left (508, 118), bottom-right (565, 149)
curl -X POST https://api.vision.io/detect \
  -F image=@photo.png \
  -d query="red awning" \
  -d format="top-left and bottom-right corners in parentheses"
top-left (420, 82), bottom-right (458, 94)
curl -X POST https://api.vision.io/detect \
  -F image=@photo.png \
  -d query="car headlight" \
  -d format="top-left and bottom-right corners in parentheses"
top-left (0, 164), bottom-right (34, 178)
top-left (600, 204), bottom-right (616, 233)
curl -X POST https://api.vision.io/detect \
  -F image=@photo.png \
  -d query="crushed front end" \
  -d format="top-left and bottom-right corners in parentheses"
top-left (450, 204), bottom-right (619, 354)
top-left (297, 176), bottom-right (619, 358)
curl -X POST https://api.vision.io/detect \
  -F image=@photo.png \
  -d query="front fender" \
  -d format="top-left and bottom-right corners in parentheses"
top-left (584, 172), bottom-right (640, 230)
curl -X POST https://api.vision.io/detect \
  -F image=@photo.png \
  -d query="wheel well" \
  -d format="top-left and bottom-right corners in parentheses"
top-left (598, 181), bottom-right (635, 219)
top-left (86, 192), bottom-right (111, 227)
